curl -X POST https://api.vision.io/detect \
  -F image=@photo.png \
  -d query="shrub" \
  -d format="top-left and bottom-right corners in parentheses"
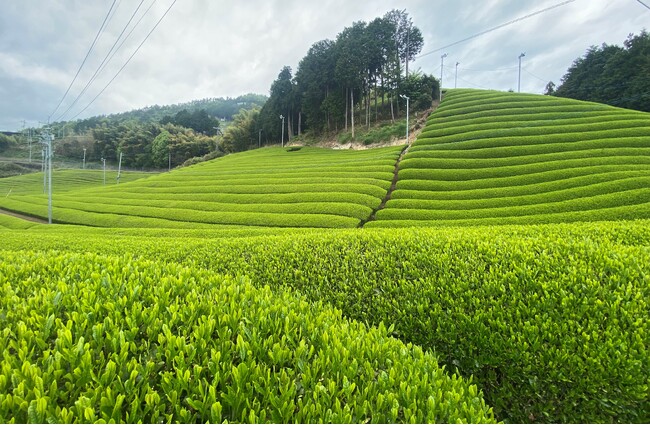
top-left (0, 251), bottom-right (495, 423)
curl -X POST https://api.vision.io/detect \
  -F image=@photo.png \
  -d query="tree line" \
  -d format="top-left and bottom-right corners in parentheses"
top-left (223, 9), bottom-right (439, 152)
top-left (547, 30), bottom-right (650, 112)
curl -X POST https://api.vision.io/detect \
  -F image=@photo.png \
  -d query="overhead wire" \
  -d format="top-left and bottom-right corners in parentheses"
top-left (54, 0), bottom-right (149, 122)
top-left (635, 0), bottom-right (650, 11)
top-left (416, 0), bottom-right (577, 59)
top-left (69, 0), bottom-right (178, 121)
top-left (48, 0), bottom-right (117, 122)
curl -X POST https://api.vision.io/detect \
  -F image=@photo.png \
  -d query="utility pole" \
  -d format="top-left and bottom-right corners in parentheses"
top-left (518, 52), bottom-right (526, 93)
top-left (117, 152), bottom-right (123, 184)
top-left (28, 128), bottom-right (32, 162)
top-left (40, 128), bottom-right (53, 224)
top-left (455, 62), bottom-right (460, 89)
top-left (440, 53), bottom-right (448, 102)
top-left (101, 158), bottom-right (106, 185)
top-left (400, 94), bottom-right (410, 143)
top-left (83, 148), bottom-right (86, 170)
top-left (279, 115), bottom-right (285, 147)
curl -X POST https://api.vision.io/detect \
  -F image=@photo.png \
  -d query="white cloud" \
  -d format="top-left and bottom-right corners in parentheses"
top-left (0, 0), bottom-right (647, 130)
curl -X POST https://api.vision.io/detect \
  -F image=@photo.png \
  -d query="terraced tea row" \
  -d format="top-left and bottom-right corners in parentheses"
top-left (370, 89), bottom-right (650, 227)
top-left (0, 147), bottom-right (401, 228)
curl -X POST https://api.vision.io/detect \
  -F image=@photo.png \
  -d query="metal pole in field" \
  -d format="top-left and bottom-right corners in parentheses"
top-left (101, 158), bottom-right (106, 185)
top-left (279, 115), bottom-right (285, 147)
top-left (47, 131), bottom-right (53, 224)
top-left (400, 94), bottom-right (410, 142)
top-left (440, 53), bottom-right (447, 102)
top-left (455, 62), bottom-right (460, 88)
top-left (83, 148), bottom-right (86, 169)
top-left (117, 152), bottom-right (123, 184)
top-left (518, 53), bottom-right (524, 93)
top-left (258, 129), bottom-right (261, 148)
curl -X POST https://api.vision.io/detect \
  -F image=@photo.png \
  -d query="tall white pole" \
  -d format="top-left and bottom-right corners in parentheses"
top-left (47, 132), bottom-right (53, 224)
top-left (83, 148), bottom-right (86, 170)
top-left (102, 158), bottom-right (106, 185)
top-left (440, 53), bottom-right (448, 102)
top-left (518, 52), bottom-right (526, 93)
top-left (280, 115), bottom-right (285, 147)
top-left (455, 62), bottom-right (460, 89)
top-left (117, 152), bottom-right (123, 184)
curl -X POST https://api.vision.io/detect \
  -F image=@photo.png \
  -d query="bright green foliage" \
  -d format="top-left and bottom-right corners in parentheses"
top-left (1, 221), bottom-right (649, 423)
top-left (0, 251), bottom-right (494, 424)
top-left (0, 147), bottom-right (400, 228)
top-left (373, 89), bottom-right (650, 227)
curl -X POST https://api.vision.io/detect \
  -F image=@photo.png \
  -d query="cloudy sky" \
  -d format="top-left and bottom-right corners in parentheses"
top-left (1, 0), bottom-right (648, 131)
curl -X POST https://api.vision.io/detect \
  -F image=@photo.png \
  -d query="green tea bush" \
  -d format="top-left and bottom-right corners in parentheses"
top-left (3, 223), bottom-right (648, 422)
top-left (0, 251), bottom-right (494, 423)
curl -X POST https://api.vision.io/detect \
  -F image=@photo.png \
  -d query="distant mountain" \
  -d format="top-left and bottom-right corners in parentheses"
top-left (59, 93), bottom-right (267, 133)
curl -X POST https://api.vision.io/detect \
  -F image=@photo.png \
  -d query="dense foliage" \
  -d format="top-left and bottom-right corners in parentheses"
top-left (257, 10), bottom-right (438, 144)
top-left (549, 31), bottom-right (650, 112)
top-left (0, 250), bottom-right (494, 423)
top-left (0, 221), bottom-right (648, 423)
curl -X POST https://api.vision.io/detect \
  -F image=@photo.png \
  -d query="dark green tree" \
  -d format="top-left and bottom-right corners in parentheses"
top-left (552, 30), bottom-right (650, 112)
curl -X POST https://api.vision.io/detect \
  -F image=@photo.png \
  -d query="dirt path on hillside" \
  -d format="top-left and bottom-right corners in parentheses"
top-left (0, 207), bottom-right (48, 224)
top-left (288, 101), bottom-right (439, 151)
top-left (358, 102), bottom-right (440, 227)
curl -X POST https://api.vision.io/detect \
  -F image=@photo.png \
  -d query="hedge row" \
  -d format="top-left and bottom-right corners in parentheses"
top-left (418, 118), bottom-right (650, 140)
top-left (392, 173), bottom-right (650, 200)
top-left (408, 137), bottom-right (650, 158)
top-left (388, 177), bottom-right (650, 210)
top-left (413, 127), bottom-right (650, 149)
top-left (0, 251), bottom-right (494, 423)
top-left (377, 188), bottom-right (650, 220)
top-left (395, 166), bottom-right (650, 191)
top-left (398, 157), bottom-right (650, 181)
top-left (400, 148), bottom-right (650, 170)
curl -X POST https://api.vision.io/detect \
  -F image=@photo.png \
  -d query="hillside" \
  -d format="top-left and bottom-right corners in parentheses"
top-left (2, 89), bottom-right (650, 229)
top-left (369, 89), bottom-right (650, 227)
top-left (0, 147), bottom-right (400, 228)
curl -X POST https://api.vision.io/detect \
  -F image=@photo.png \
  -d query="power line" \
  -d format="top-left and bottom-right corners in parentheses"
top-left (416, 0), bottom-right (577, 59)
top-left (69, 0), bottom-right (178, 121)
top-left (523, 67), bottom-right (549, 83)
top-left (48, 0), bottom-right (117, 122)
top-left (636, 0), bottom-right (650, 10)
top-left (54, 0), bottom-right (148, 122)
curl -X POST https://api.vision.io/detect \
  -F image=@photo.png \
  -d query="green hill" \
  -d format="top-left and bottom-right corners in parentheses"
top-left (0, 147), bottom-right (400, 228)
top-left (369, 89), bottom-right (650, 227)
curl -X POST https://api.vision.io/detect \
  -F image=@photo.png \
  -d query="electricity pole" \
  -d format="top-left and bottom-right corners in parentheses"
top-left (101, 158), bottom-right (106, 185)
top-left (279, 115), bottom-right (285, 147)
top-left (117, 152), bottom-right (123, 184)
top-left (440, 53), bottom-right (448, 102)
top-left (40, 128), bottom-right (53, 224)
top-left (455, 62), bottom-right (460, 88)
top-left (518, 52), bottom-right (526, 93)
top-left (83, 148), bottom-right (86, 169)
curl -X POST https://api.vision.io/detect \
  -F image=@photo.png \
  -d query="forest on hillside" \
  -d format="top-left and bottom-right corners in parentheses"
top-left (547, 31), bottom-right (650, 112)
top-left (221, 9), bottom-right (439, 152)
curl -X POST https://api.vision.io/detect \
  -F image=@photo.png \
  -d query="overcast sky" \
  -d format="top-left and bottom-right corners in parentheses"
top-left (1, 0), bottom-right (648, 131)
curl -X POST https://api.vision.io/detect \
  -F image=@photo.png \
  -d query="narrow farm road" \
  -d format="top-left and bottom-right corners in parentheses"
top-left (0, 207), bottom-right (48, 224)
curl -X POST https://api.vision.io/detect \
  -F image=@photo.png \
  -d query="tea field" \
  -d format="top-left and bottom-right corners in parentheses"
top-left (1, 89), bottom-right (649, 423)
top-left (370, 89), bottom-right (650, 227)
